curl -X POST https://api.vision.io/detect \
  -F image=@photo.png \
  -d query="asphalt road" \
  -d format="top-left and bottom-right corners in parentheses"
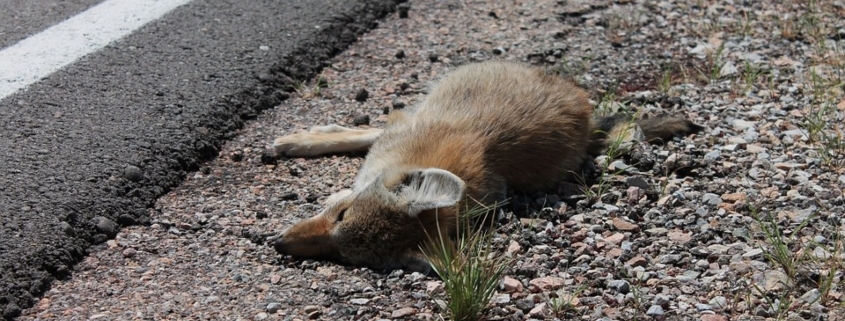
top-left (0, 0), bottom-right (102, 49)
top-left (0, 0), bottom-right (398, 318)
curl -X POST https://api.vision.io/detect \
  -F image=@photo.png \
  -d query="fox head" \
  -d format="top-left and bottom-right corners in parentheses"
top-left (274, 168), bottom-right (466, 273)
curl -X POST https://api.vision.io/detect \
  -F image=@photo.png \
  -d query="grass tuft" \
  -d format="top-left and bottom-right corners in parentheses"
top-left (423, 201), bottom-right (512, 321)
top-left (802, 69), bottom-right (845, 169)
top-left (546, 284), bottom-right (588, 318)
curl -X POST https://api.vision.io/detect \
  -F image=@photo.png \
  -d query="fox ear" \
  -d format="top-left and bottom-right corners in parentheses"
top-left (397, 168), bottom-right (466, 217)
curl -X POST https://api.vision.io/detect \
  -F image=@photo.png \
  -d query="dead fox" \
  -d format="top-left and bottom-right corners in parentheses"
top-left (272, 61), bottom-right (701, 272)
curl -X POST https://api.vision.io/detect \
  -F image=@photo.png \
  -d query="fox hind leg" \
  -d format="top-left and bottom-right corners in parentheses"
top-left (273, 125), bottom-right (382, 157)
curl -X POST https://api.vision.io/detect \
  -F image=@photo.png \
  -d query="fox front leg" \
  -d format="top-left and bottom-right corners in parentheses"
top-left (273, 125), bottom-right (382, 157)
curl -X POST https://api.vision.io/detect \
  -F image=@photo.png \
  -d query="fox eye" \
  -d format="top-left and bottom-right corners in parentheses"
top-left (336, 209), bottom-right (347, 222)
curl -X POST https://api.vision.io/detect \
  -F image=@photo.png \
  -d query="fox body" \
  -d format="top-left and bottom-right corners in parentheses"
top-left (273, 61), bottom-right (700, 272)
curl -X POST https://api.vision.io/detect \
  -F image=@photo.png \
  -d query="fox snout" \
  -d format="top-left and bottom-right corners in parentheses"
top-left (274, 215), bottom-right (338, 259)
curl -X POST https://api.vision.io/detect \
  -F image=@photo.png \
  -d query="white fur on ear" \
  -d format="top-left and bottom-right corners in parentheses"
top-left (398, 168), bottom-right (466, 217)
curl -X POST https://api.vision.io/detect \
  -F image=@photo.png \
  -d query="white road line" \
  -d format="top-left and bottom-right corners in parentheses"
top-left (0, 0), bottom-right (193, 100)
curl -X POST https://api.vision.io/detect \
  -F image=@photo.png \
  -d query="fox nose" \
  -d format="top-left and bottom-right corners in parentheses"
top-left (273, 236), bottom-right (287, 254)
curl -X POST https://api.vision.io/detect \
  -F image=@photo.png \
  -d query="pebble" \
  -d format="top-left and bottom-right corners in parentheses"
top-left (501, 276), bottom-right (523, 293)
top-left (605, 233), bottom-right (625, 245)
top-left (392, 307), bottom-right (417, 318)
top-left (123, 165), bottom-right (143, 182)
top-left (653, 294), bottom-right (671, 307)
top-left (646, 305), bottom-right (664, 316)
top-left (719, 61), bottom-right (738, 76)
top-left (701, 315), bottom-right (728, 321)
top-left (93, 216), bottom-right (118, 238)
top-left (704, 150), bottom-right (721, 162)
top-left (695, 303), bottom-right (713, 312)
top-left (528, 277), bottom-right (565, 292)
top-left (266, 302), bottom-right (281, 313)
top-left (742, 248), bottom-right (763, 258)
top-left (122, 248), bottom-right (137, 258)
top-left (709, 296), bottom-right (727, 309)
top-left (732, 119), bottom-right (756, 130)
top-left (492, 294), bottom-right (511, 304)
top-left (354, 88), bottom-right (369, 102)
top-left (60, 221), bottom-right (75, 236)
top-left (762, 270), bottom-right (789, 291)
top-left (702, 193), bottom-right (722, 205)
top-left (626, 176), bottom-right (649, 189)
top-left (259, 150), bottom-right (276, 165)
top-left (606, 280), bottom-right (630, 294)
top-left (801, 289), bottom-right (821, 304)
top-left (349, 298), bottom-right (370, 305)
top-left (667, 230), bottom-right (692, 244)
top-left (507, 240), bottom-right (522, 256)
top-left (612, 217), bottom-right (640, 232)
top-left (626, 256), bottom-right (647, 267)
top-left (527, 302), bottom-right (546, 318)
top-left (353, 114), bottom-right (370, 126)
top-left (608, 160), bottom-right (632, 172)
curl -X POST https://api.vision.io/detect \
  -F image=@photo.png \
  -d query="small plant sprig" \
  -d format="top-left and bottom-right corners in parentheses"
top-left (749, 204), bottom-right (845, 317)
top-left (423, 201), bottom-right (512, 321)
top-left (801, 69), bottom-right (845, 169)
top-left (546, 284), bottom-right (588, 317)
top-left (753, 208), bottom-right (813, 280)
top-left (582, 114), bottom-right (640, 203)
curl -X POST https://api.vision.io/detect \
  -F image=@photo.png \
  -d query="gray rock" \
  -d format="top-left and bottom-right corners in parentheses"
top-left (732, 119), bottom-right (756, 131)
top-left (653, 294), bottom-right (671, 307)
top-left (608, 160), bottom-right (632, 172)
top-left (353, 114), bottom-right (370, 126)
top-left (677, 270), bottom-right (701, 282)
top-left (762, 270), bottom-right (789, 291)
top-left (607, 280), bottom-right (630, 294)
top-left (267, 302), bottom-right (281, 313)
top-left (695, 303), bottom-right (713, 311)
top-left (354, 88), bottom-right (369, 102)
top-left (704, 150), bottom-right (721, 162)
top-left (801, 289), bottom-right (821, 304)
top-left (707, 244), bottom-right (729, 254)
top-left (93, 216), bottom-right (118, 238)
top-left (720, 61), bottom-right (738, 77)
top-left (646, 305), bottom-right (664, 316)
top-left (626, 176), bottom-right (649, 189)
top-left (742, 248), bottom-right (763, 258)
top-left (350, 298), bottom-right (370, 305)
top-left (709, 296), bottom-right (727, 309)
top-left (703, 193), bottom-right (722, 206)
top-left (60, 221), bottom-right (75, 236)
top-left (123, 165), bottom-right (143, 182)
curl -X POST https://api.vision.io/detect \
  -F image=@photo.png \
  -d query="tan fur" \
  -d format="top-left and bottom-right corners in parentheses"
top-left (273, 61), bottom-right (701, 272)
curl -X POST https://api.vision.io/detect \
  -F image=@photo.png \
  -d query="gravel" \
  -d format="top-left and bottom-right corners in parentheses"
top-left (20, 0), bottom-right (845, 320)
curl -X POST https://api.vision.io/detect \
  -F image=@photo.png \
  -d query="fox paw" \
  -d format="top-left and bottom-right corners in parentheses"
top-left (273, 133), bottom-right (319, 157)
